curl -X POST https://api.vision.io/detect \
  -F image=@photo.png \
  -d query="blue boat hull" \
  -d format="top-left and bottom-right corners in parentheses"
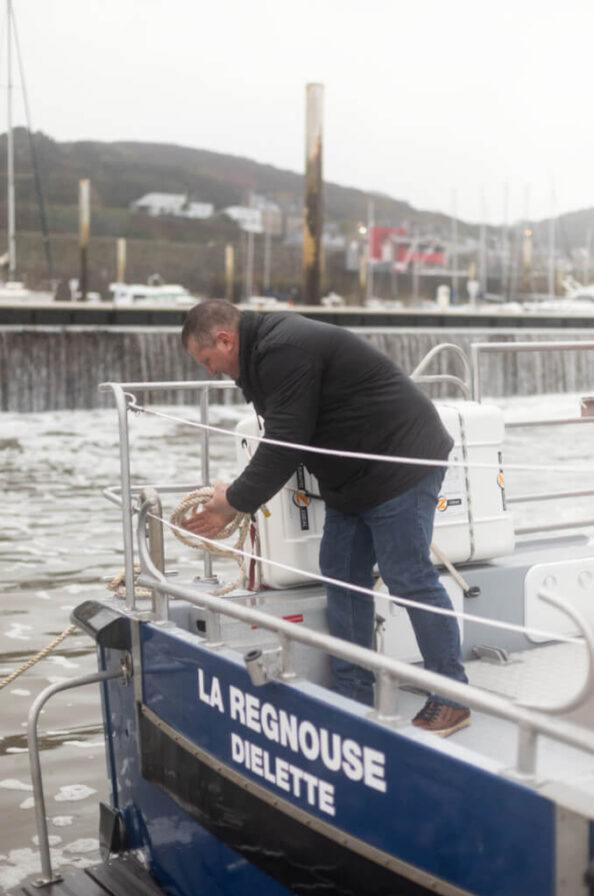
top-left (94, 616), bottom-right (567, 896)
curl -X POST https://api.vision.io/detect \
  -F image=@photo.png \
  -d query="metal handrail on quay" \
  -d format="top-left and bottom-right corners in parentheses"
top-left (470, 339), bottom-right (594, 402)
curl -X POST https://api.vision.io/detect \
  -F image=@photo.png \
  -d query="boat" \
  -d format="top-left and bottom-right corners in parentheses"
top-left (14, 338), bottom-right (594, 896)
top-left (0, 1), bottom-right (54, 299)
top-left (0, 280), bottom-right (53, 302)
top-left (109, 281), bottom-right (196, 307)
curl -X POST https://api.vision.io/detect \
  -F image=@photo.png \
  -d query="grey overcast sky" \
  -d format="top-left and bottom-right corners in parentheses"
top-left (8, 0), bottom-right (594, 224)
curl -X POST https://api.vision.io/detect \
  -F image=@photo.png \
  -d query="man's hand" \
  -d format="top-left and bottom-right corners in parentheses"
top-left (182, 480), bottom-right (237, 540)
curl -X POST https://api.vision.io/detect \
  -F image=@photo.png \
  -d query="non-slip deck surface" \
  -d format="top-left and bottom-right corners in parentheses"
top-left (11, 854), bottom-right (165, 896)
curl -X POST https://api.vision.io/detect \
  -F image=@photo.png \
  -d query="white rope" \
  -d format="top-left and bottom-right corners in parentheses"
top-left (152, 512), bottom-right (587, 647)
top-left (0, 625), bottom-right (77, 691)
top-left (128, 401), bottom-right (594, 476)
top-left (169, 487), bottom-right (251, 596)
top-left (108, 564), bottom-right (152, 599)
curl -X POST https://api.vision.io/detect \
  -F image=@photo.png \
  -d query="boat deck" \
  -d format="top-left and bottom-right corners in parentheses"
top-left (10, 854), bottom-right (166, 896)
top-left (398, 645), bottom-right (594, 785)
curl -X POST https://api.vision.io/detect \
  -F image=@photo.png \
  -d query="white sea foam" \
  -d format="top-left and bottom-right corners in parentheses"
top-left (19, 797), bottom-right (34, 809)
top-left (5, 623), bottom-right (33, 641)
top-left (0, 848), bottom-right (40, 890)
top-left (32, 834), bottom-right (62, 846)
top-left (46, 655), bottom-right (79, 669)
top-left (54, 784), bottom-right (96, 802)
top-left (0, 779), bottom-right (33, 792)
top-left (9, 689), bottom-right (31, 696)
top-left (63, 838), bottom-right (99, 854)
top-left (52, 816), bottom-right (74, 827)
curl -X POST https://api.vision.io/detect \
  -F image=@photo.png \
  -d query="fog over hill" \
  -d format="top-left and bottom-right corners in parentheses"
top-left (1, 129), bottom-right (593, 297)
top-left (0, 130), bottom-right (470, 238)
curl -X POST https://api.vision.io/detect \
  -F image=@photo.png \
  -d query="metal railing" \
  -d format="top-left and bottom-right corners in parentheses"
top-left (467, 340), bottom-right (594, 535)
top-left (98, 379), bottom-right (236, 606)
top-left (27, 669), bottom-right (121, 886)
top-left (470, 339), bottom-right (594, 402)
top-left (410, 342), bottom-right (472, 398)
top-left (135, 495), bottom-right (594, 784)
top-left (98, 342), bottom-right (594, 786)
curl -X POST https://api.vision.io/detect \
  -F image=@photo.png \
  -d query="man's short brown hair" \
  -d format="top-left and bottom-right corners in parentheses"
top-left (181, 300), bottom-right (242, 349)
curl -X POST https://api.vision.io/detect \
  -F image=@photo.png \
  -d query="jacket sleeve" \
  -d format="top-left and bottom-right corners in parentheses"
top-left (226, 345), bottom-right (320, 514)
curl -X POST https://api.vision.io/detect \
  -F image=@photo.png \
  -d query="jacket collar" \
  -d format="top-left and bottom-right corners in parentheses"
top-left (236, 310), bottom-right (263, 396)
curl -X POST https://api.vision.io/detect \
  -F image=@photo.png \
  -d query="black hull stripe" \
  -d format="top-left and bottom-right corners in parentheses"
top-left (139, 704), bottom-right (472, 896)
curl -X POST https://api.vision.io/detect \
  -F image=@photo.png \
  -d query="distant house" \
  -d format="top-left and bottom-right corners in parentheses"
top-left (250, 194), bottom-right (283, 236)
top-left (221, 195), bottom-right (284, 236)
top-left (222, 206), bottom-right (263, 234)
top-left (130, 192), bottom-right (213, 220)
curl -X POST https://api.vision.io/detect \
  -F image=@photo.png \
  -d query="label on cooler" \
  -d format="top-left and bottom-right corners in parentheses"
top-left (437, 448), bottom-right (468, 521)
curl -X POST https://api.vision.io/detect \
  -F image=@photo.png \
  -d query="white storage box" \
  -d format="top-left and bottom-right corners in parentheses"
top-left (234, 416), bottom-right (324, 588)
top-left (234, 401), bottom-right (514, 588)
top-left (433, 402), bottom-right (515, 564)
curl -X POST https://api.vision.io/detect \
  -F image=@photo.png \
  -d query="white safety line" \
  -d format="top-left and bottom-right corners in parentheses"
top-left (154, 513), bottom-right (586, 647)
top-left (129, 401), bottom-right (594, 475)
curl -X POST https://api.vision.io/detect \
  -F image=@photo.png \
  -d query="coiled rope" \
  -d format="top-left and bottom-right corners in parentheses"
top-left (169, 486), bottom-right (253, 596)
top-left (0, 624), bottom-right (77, 691)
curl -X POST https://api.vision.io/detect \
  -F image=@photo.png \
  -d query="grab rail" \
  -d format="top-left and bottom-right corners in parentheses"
top-left (410, 342), bottom-right (471, 398)
top-left (516, 587), bottom-right (594, 715)
top-left (27, 669), bottom-right (121, 886)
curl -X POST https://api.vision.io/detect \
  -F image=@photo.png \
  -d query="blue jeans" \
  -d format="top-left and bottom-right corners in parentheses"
top-left (319, 467), bottom-right (468, 707)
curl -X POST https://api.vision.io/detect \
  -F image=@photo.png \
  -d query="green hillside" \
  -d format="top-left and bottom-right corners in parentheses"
top-left (0, 129), bottom-right (462, 236)
top-left (1, 129), bottom-right (592, 298)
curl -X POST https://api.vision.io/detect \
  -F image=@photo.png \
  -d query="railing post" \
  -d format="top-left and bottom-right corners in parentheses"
top-left (470, 343), bottom-right (481, 402)
top-left (515, 724), bottom-right (538, 779)
top-left (371, 669), bottom-right (403, 724)
top-left (203, 609), bottom-right (223, 647)
top-left (279, 632), bottom-right (297, 680)
top-left (140, 487), bottom-right (168, 620)
top-left (200, 387), bottom-right (213, 580)
top-left (112, 386), bottom-right (136, 610)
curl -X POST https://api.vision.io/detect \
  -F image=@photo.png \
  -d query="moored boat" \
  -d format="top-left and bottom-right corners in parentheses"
top-left (13, 338), bottom-right (594, 896)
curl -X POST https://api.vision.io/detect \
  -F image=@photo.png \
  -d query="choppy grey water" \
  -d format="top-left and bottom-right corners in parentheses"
top-left (0, 393), bottom-right (592, 890)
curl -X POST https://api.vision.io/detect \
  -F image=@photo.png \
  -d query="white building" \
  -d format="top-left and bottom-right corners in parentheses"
top-left (222, 206), bottom-right (263, 234)
top-left (130, 193), bottom-right (213, 220)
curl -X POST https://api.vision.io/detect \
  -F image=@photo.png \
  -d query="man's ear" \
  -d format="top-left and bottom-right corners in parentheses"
top-left (216, 330), bottom-right (236, 350)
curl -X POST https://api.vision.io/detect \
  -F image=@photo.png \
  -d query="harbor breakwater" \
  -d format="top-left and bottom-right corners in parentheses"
top-left (2, 325), bottom-right (594, 413)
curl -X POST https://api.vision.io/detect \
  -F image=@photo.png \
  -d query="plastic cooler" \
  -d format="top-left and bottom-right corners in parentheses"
top-left (233, 401), bottom-right (514, 588)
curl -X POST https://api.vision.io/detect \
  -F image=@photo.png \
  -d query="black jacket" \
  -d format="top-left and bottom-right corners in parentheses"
top-left (226, 312), bottom-right (453, 515)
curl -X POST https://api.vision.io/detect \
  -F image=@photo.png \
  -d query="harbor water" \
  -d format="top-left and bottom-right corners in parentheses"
top-left (1, 388), bottom-right (593, 890)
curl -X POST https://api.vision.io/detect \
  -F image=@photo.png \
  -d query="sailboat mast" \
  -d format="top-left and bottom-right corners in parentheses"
top-left (7, 0), bottom-right (15, 279)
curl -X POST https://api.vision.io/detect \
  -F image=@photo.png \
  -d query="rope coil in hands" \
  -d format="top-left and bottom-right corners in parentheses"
top-left (169, 486), bottom-right (252, 596)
